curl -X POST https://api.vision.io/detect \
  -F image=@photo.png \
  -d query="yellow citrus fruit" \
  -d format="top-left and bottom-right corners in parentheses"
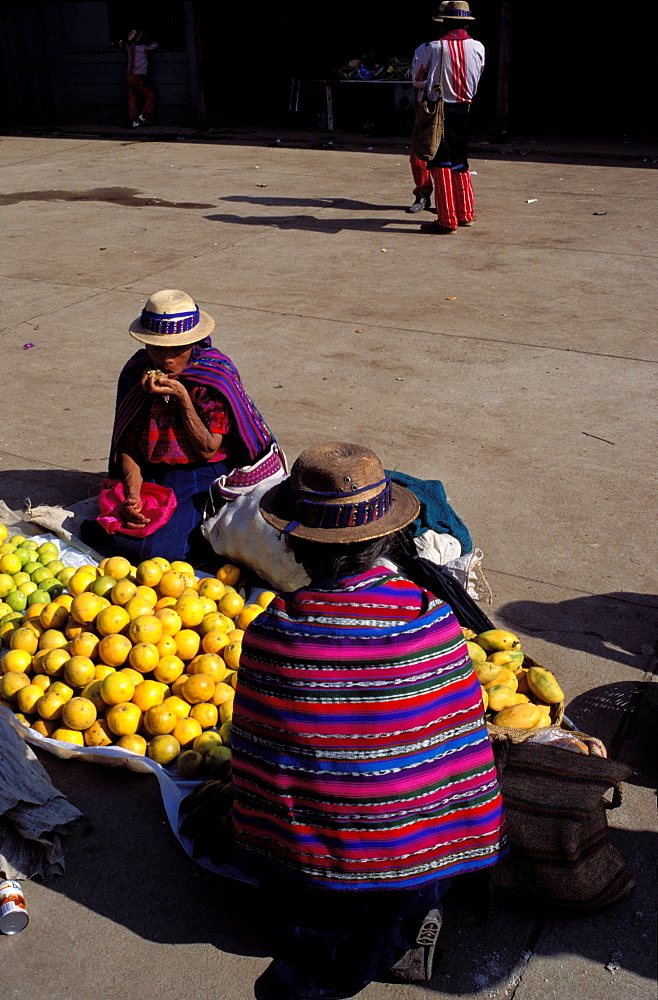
top-left (84, 718), bottom-right (114, 747)
top-left (80, 679), bottom-right (106, 711)
top-left (104, 556), bottom-right (132, 581)
top-left (23, 604), bottom-right (45, 623)
top-left (154, 653), bottom-right (185, 685)
top-left (199, 612), bottom-right (233, 636)
top-left (154, 596), bottom-right (177, 611)
top-left (181, 673), bottom-right (215, 705)
top-left (70, 592), bottom-right (104, 624)
top-left (211, 681), bottom-right (235, 707)
top-left (129, 614), bottom-right (162, 645)
top-left (151, 556), bottom-right (170, 572)
top-left (217, 563), bottom-right (241, 586)
top-left (41, 647), bottom-right (70, 677)
top-left (110, 579), bottom-right (137, 606)
top-left (134, 585), bottom-right (158, 608)
top-left (98, 633), bottom-right (132, 667)
top-left (132, 679), bottom-right (165, 712)
top-left (229, 671), bottom-right (237, 690)
top-left (143, 704), bottom-right (177, 736)
top-left (122, 596), bottom-right (153, 621)
top-left (0, 525), bottom-right (7, 543)
top-left (198, 577), bottom-right (225, 601)
top-left (237, 603), bottom-right (264, 631)
top-left (154, 608), bottom-right (182, 636)
top-left (219, 700), bottom-right (233, 725)
top-left (223, 642), bottom-right (242, 671)
top-left (96, 605), bottom-right (130, 636)
top-left (170, 560), bottom-right (194, 576)
top-left (39, 602), bottom-right (69, 631)
top-left (62, 696), bottom-right (97, 730)
top-left (189, 702), bottom-right (218, 730)
top-left (10, 626), bottom-right (39, 655)
top-left (162, 695), bottom-right (190, 719)
top-left (68, 632), bottom-right (100, 660)
top-left (255, 590), bottom-right (276, 610)
top-left (218, 591), bottom-right (245, 618)
top-left (65, 616), bottom-right (85, 639)
top-left (31, 649), bottom-right (49, 674)
top-left (31, 717), bottom-right (56, 738)
top-left (54, 593), bottom-right (74, 610)
top-left (106, 701), bottom-right (142, 736)
top-left (100, 671), bottom-right (135, 706)
top-left (68, 569), bottom-right (96, 596)
top-left (120, 666), bottom-right (144, 687)
top-left (219, 721), bottom-right (232, 746)
top-left (32, 674), bottom-right (51, 692)
top-left (174, 594), bottom-right (205, 628)
top-left (198, 596), bottom-right (216, 616)
top-left (116, 733), bottom-right (146, 754)
top-left (169, 675), bottom-right (188, 698)
top-left (2, 648), bottom-right (33, 673)
top-left (128, 641), bottom-right (160, 674)
top-left (17, 683), bottom-right (45, 714)
top-left (36, 691), bottom-right (65, 720)
top-left (146, 734), bottom-right (180, 766)
top-left (190, 653), bottom-right (227, 683)
top-left (201, 630), bottom-right (230, 655)
top-left (172, 628), bottom-right (200, 661)
top-left (193, 730), bottom-right (223, 754)
top-left (172, 716), bottom-right (202, 748)
top-left (0, 553), bottom-right (21, 575)
top-left (155, 634), bottom-right (177, 658)
top-left (53, 728), bottom-right (85, 746)
top-left (49, 680), bottom-right (74, 703)
top-left (179, 586), bottom-right (199, 599)
top-left (158, 571), bottom-right (186, 599)
top-left (94, 664), bottom-right (116, 680)
top-left (38, 628), bottom-right (68, 651)
top-left (136, 560), bottom-right (163, 588)
top-left (63, 655), bottom-right (96, 688)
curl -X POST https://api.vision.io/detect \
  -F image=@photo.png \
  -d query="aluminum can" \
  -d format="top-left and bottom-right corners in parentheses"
top-left (0, 880), bottom-right (29, 934)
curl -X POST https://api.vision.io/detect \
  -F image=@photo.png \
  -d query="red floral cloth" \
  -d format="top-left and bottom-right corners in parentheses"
top-left (135, 385), bottom-right (233, 464)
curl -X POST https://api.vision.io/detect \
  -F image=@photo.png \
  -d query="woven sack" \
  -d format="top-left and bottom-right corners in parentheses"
top-left (411, 88), bottom-right (444, 161)
top-left (492, 739), bottom-right (635, 911)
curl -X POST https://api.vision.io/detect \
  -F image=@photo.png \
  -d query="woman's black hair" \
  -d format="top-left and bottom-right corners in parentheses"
top-left (287, 532), bottom-right (396, 584)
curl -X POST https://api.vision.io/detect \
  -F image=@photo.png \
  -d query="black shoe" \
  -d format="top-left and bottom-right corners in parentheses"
top-left (406, 194), bottom-right (430, 213)
top-left (420, 221), bottom-right (458, 234)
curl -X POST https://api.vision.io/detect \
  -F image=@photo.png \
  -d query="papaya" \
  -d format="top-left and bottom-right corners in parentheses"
top-left (486, 684), bottom-right (519, 713)
top-left (461, 627), bottom-right (477, 641)
top-left (466, 640), bottom-right (488, 665)
top-left (510, 692), bottom-right (530, 704)
top-left (514, 668), bottom-right (531, 695)
top-left (487, 649), bottom-right (524, 669)
top-left (484, 667), bottom-right (518, 692)
top-left (535, 713), bottom-right (552, 728)
top-left (474, 661), bottom-right (502, 686)
top-left (493, 703), bottom-right (543, 729)
top-left (527, 666), bottom-right (563, 704)
top-left (474, 629), bottom-right (521, 654)
top-left (480, 686), bottom-right (488, 711)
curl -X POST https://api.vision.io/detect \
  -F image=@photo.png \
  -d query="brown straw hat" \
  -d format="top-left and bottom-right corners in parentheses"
top-left (260, 442), bottom-right (420, 543)
top-left (129, 289), bottom-right (215, 346)
top-left (432, 1), bottom-right (448, 21)
top-left (438, 1), bottom-right (475, 20)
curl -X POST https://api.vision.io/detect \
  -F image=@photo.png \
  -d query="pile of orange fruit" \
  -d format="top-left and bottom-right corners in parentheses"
top-left (0, 548), bottom-right (275, 768)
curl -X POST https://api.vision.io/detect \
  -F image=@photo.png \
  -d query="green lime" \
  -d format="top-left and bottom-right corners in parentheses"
top-left (27, 589), bottom-right (51, 606)
top-left (5, 590), bottom-right (27, 613)
top-left (91, 575), bottom-right (116, 598)
top-left (31, 566), bottom-right (54, 584)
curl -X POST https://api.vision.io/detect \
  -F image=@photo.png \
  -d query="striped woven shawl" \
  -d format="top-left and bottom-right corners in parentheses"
top-left (232, 567), bottom-right (507, 890)
top-left (110, 343), bottom-right (274, 468)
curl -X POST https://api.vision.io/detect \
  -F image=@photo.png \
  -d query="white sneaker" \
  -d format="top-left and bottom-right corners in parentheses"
top-left (131, 121), bottom-right (141, 128)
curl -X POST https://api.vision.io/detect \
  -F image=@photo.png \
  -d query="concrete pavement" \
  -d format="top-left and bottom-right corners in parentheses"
top-left (0, 133), bottom-right (656, 1000)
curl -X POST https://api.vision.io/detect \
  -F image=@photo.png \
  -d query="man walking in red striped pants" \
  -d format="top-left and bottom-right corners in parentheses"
top-left (420, 1), bottom-right (484, 233)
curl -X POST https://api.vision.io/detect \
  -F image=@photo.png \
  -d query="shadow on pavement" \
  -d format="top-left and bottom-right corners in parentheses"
top-left (220, 195), bottom-right (403, 212)
top-left (1, 468), bottom-right (104, 511)
top-left (497, 592), bottom-right (658, 670)
top-left (204, 211), bottom-right (421, 236)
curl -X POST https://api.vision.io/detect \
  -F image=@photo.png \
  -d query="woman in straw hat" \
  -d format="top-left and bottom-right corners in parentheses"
top-left (82, 289), bottom-right (279, 563)
top-left (232, 442), bottom-right (506, 999)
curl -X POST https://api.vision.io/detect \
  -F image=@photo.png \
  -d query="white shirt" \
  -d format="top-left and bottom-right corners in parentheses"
top-left (425, 33), bottom-right (485, 103)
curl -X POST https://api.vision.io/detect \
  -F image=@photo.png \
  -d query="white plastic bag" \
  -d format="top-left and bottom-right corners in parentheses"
top-left (201, 481), bottom-right (310, 592)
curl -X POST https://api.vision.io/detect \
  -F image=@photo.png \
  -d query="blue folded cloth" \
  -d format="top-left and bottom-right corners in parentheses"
top-left (386, 470), bottom-right (472, 555)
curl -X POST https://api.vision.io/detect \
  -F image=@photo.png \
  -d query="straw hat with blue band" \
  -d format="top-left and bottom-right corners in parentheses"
top-left (260, 442), bottom-right (420, 542)
top-left (434, 1), bottom-right (475, 20)
top-left (129, 288), bottom-right (215, 346)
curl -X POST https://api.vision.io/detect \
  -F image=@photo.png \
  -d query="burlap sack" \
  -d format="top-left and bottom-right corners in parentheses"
top-left (492, 739), bottom-right (635, 910)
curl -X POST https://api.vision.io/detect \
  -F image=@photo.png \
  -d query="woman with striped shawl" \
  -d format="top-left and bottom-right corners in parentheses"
top-left (82, 289), bottom-right (279, 563)
top-left (233, 442), bottom-right (506, 1000)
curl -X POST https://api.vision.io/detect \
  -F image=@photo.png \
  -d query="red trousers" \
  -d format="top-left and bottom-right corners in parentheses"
top-left (430, 167), bottom-right (475, 229)
top-left (127, 74), bottom-right (156, 121)
top-left (410, 153), bottom-right (433, 198)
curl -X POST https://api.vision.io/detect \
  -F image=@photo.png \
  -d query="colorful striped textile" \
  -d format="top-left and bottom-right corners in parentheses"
top-left (232, 567), bottom-right (507, 890)
top-left (110, 340), bottom-right (275, 469)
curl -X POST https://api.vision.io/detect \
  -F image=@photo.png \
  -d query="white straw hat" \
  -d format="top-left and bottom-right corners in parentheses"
top-left (129, 289), bottom-right (215, 346)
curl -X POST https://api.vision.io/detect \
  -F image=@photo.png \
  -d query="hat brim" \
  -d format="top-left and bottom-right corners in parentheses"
top-left (129, 309), bottom-right (215, 346)
top-left (259, 479), bottom-right (420, 543)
